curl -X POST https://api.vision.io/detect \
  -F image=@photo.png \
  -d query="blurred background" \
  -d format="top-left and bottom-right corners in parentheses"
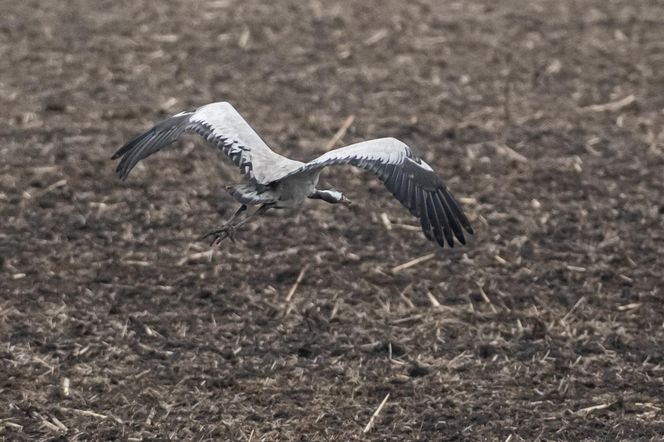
top-left (1, 0), bottom-right (663, 439)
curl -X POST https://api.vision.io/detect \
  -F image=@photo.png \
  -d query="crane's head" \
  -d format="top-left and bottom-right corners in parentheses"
top-left (312, 189), bottom-right (352, 205)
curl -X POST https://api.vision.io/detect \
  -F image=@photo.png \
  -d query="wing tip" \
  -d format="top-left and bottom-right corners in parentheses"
top-left (439, 188), bottom-right (475, 235)
top-left (445, 220), bottom-right (470, 247)
top-left (112, 153), bottom-right (132, 180)
top-left (115, 166), bottom-right (128, 181)
top-left (111, 130), bottom-right (148, 160)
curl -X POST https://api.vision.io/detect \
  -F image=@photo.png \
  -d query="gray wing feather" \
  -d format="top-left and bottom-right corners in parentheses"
top-left (112, 102), bottom-right (302, 184)
top-left (283, 137), bottom-right (473, 248)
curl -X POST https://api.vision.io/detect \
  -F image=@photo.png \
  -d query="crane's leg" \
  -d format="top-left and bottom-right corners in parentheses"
top-left (200, 204), bottom-right (246, 245)
top-left (200, 203), bottom-right (271, 246)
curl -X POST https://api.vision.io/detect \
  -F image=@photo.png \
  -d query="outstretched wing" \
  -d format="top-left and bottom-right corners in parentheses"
top-left (285, 137), bottom-right (473, 247)
top-left (112, 102), bottom-right (303, 184)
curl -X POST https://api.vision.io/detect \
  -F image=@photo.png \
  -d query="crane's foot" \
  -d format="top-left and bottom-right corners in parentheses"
top-left (200, 224), bottom-right (237, 246)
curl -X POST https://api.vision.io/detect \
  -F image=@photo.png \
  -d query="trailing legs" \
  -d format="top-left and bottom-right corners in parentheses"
top-left (200, 203), bottom-right (271, 246)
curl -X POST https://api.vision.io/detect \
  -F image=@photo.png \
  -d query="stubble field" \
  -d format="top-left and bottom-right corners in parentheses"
top-left (2, 0), bottom-right (664, 440)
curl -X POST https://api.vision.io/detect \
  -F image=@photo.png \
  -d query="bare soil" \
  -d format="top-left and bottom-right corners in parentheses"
top-left (2, 0), bottom-right (664, 440)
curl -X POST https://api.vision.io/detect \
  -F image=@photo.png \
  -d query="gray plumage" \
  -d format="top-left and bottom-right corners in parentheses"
top-left (112, 101), bottom-right (473, 248)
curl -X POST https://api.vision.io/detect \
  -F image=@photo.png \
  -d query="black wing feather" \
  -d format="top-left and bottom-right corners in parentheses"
top-left (375, 154), bottom-right (471, 247)
top-left (112, 112), bottom-right (193, 180)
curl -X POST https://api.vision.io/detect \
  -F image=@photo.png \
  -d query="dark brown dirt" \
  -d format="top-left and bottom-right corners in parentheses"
top-left (2, 0), bottom-right (664, 440)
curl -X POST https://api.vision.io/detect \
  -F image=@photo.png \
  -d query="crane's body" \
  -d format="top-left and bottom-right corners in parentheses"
top-left (112, 102), bottom-right (473, 247)
top-left (273, 170), bottom-right (322, 208)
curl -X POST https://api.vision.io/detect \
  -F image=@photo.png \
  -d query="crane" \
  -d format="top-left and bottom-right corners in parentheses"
top-left (112, 102), bottom-right (473, 248)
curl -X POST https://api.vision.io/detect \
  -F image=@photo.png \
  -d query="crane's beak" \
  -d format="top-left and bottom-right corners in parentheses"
top-left (341, 195), bottom-right (352, 206)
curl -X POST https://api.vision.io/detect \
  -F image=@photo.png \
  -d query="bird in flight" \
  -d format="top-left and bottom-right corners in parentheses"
top-left (112, 102), bottom-right (473, 248)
